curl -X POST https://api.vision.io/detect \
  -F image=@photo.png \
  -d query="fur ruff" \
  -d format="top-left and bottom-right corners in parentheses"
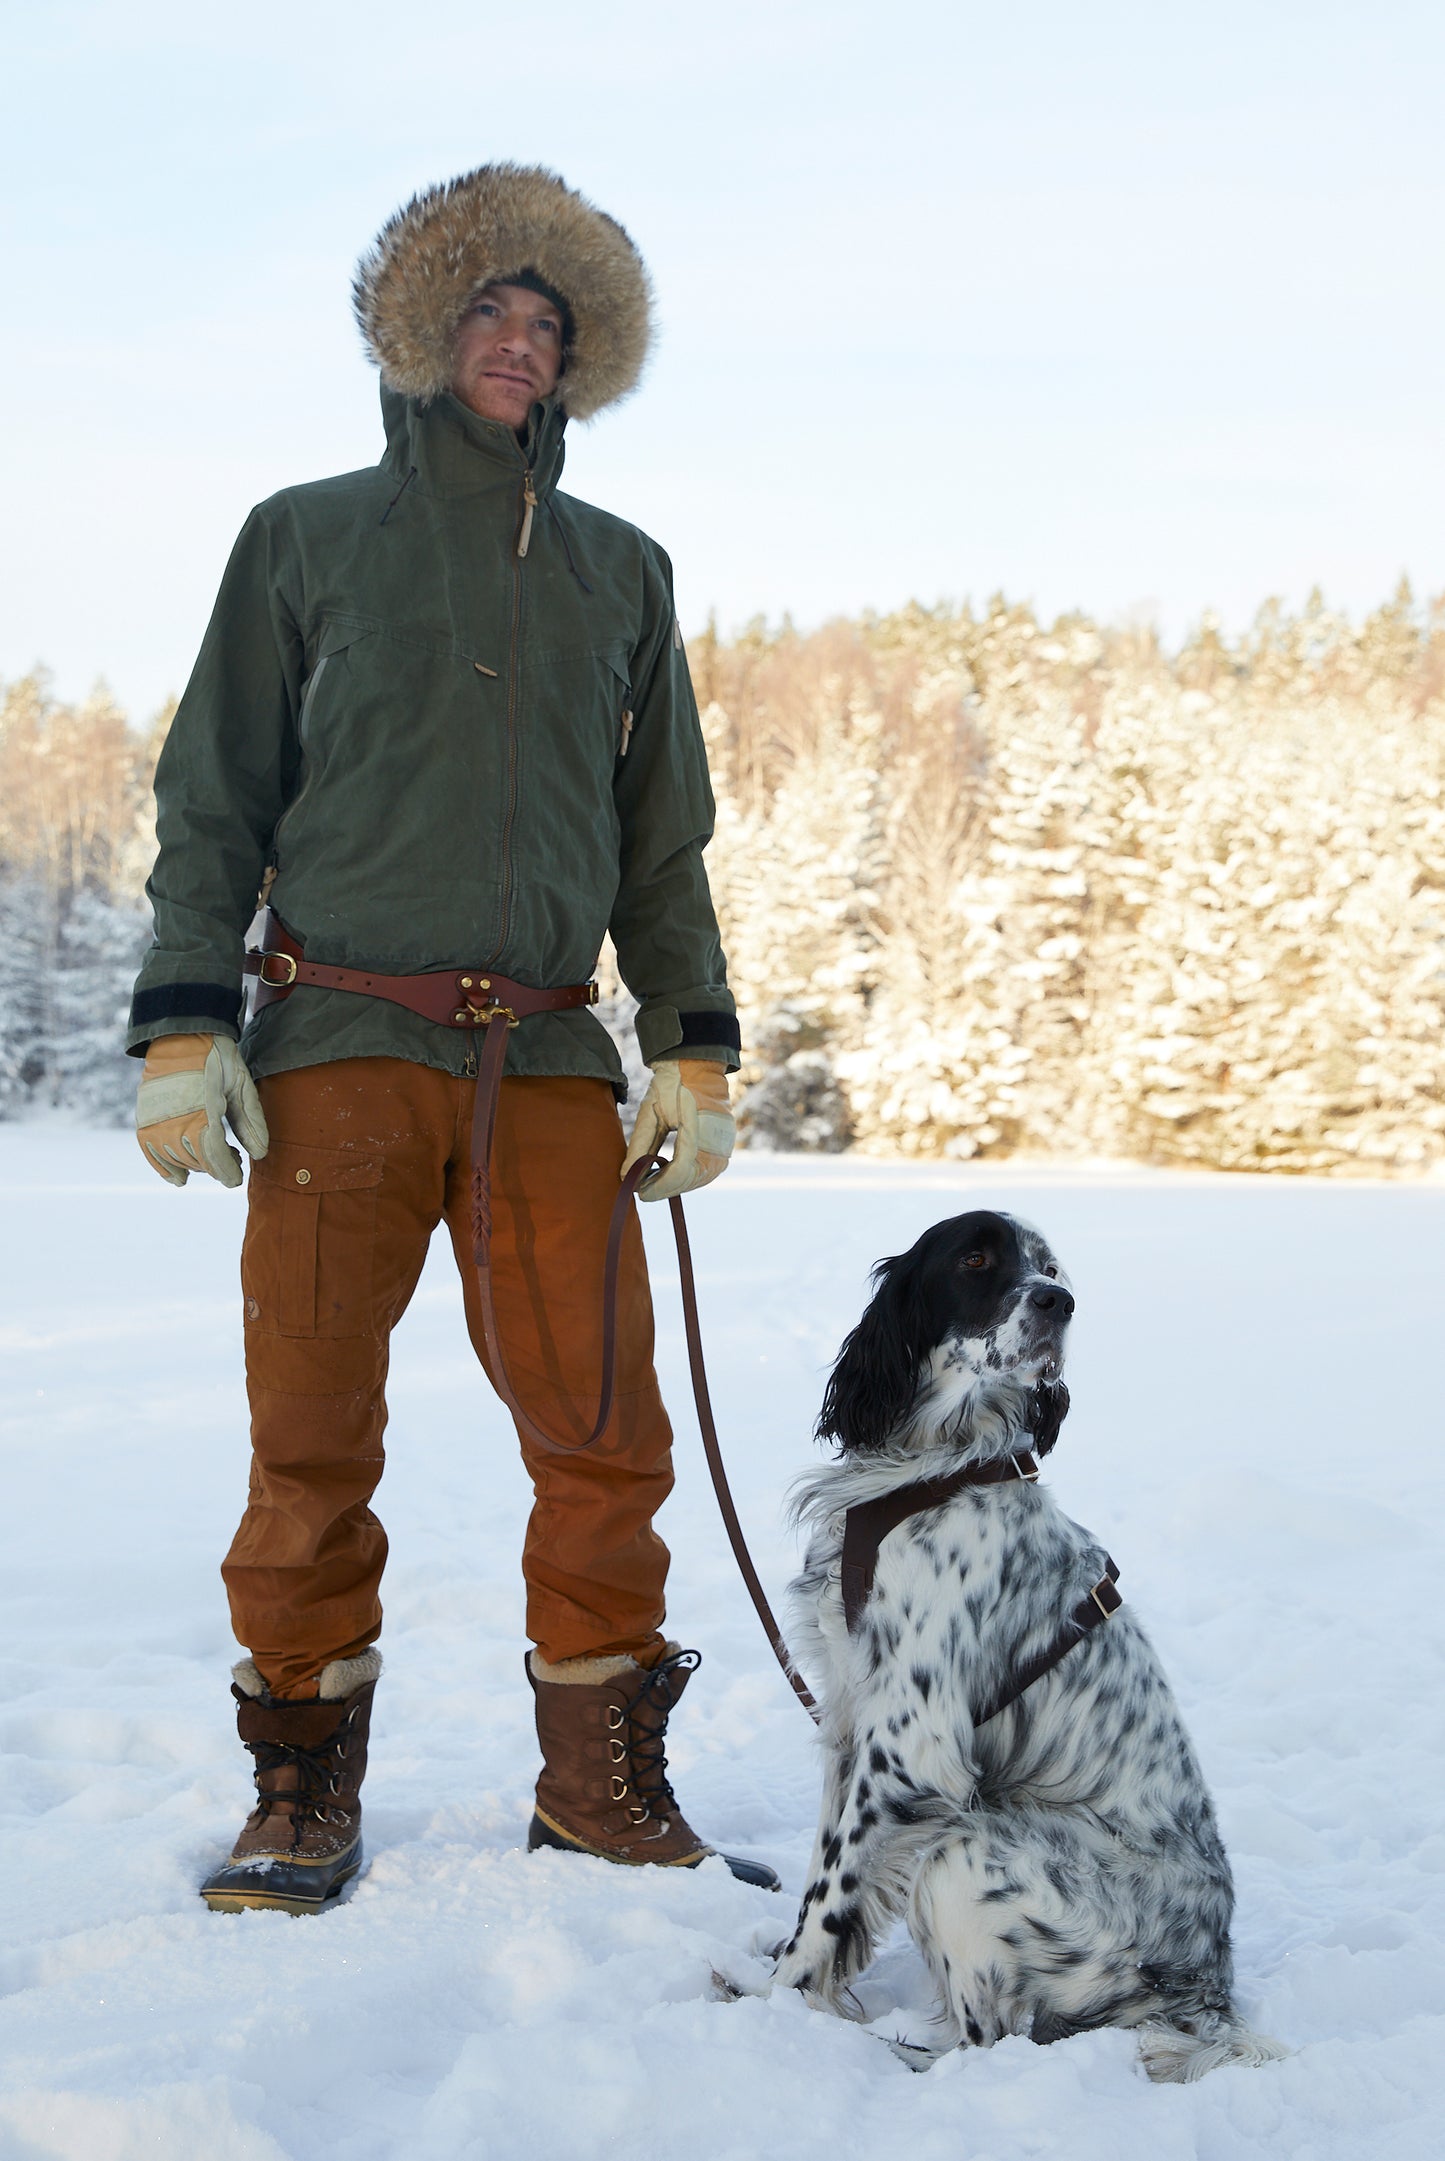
top-left (530, 1640), bottom-right (682, 1687)
top-left (232, 1648), bottom-right (382, 1703)
top-left (771, 1209), bottom-right (1285, 2084)
top-left (353, 162), bottom-right (653, 421)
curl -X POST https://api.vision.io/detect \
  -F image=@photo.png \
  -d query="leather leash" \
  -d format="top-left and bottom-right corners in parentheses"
top-left (466, 1007), bottom-right (820, 1717)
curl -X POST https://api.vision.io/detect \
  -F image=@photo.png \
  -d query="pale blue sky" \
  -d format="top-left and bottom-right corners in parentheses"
top-left (3, 0), bottom-right (1442, 721)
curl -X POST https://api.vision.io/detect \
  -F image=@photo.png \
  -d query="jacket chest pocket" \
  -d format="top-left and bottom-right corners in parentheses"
top-left (242, 1140), bottom-right (384, 1339)
top-left (603, 655), bottom-right (634, 758)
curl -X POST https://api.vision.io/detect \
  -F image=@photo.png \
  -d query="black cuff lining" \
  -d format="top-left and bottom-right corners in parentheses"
top-left (129, 982), bottom-right (243, 1036)
top-left (675, 1011), bottom-right (742, 1053)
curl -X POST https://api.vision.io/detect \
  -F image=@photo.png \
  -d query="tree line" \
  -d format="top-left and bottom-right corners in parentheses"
top-left (3, 583), bottom-right (1443, 1172)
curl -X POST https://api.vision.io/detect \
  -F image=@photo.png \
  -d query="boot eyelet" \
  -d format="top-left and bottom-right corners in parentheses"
top-left (609, 1775), bottom-right (629, 1801)
top-left (329, 1775), bottom-right (343, 1794)
top-left (608, 1738), bottom-right (627, 1764)
top-left (606, 1706), bottom-right (625, 1730)
top-left (628, 1804), bottom-right (649, 1824)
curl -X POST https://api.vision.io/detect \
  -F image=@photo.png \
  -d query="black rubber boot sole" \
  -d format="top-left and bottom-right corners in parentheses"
top-left (528, 1810), bottom-right (779, 1891)
top-left (200, 1837), bottom-right (363, 1915)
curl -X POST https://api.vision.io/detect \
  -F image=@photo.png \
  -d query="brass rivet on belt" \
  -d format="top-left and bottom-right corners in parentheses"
top-left (295, 1168), bottom-right (312, 1185)
top-left (460, 976), bottom-right (473, 989)
top-left (479, 978), bottom-right (491, 991)
top-left (453, 1009), bottom-right (470, 1024)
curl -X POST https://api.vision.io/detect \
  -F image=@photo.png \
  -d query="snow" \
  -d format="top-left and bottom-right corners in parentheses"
top-left (2, 1129), bottom-right (1442, 2160)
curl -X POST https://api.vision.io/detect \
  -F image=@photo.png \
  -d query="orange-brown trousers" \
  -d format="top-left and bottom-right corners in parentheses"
top-left (222, 1058), bottom-right (673, 1698)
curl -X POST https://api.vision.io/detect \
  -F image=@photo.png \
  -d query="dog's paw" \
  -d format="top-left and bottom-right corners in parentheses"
top-left (883, 2035), bottom-right (943, 2073)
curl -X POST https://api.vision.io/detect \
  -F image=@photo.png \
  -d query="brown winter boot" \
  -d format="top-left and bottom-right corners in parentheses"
top-left (199, 1649), bottom-right (381, 1914)
top-left (526, 1644), bottom-right (779, 1890)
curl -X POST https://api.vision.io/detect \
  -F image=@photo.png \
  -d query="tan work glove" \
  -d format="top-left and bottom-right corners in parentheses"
top-left (621, 1058), bottom-right (735, 1201)
top-left (135, 1033), bottom-right (270, 1189)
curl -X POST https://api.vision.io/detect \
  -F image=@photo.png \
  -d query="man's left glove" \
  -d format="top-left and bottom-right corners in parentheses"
top-left (135, 1032), bottom-right (270, 1189)
top-left (620, 1058), bottom-right (734, 1201)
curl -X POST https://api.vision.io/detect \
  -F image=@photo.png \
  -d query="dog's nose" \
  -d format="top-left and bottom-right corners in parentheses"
top-left (1029, 1286), bottom-right (1075, 1318)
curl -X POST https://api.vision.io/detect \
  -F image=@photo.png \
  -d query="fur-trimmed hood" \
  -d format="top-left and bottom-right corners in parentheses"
top-left (353, 163), bottom-right (654, 422)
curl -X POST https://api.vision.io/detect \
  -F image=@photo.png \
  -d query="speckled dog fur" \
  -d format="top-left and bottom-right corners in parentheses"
top-left (776, 1209), bottom-right (1284, 2083)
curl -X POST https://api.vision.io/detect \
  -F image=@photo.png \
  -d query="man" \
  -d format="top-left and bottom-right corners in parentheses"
top-left (129, 163), bottom-right (776, 1910)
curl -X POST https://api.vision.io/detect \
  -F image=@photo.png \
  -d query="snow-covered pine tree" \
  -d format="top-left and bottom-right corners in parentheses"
top-left (48, 887), bottom-right (153, 1124)
top-left (0, 876), bottom-right (51, 1117)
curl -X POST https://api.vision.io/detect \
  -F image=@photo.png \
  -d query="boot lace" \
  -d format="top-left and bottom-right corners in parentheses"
top-left (248, 1712), bottom-right (356, 1844)
top-left (617, 1649), bottom-right (701, 1821)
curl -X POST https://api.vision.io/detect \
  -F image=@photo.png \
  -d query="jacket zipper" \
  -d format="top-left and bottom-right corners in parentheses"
top-left (497, 468), bottom-right (530, 953)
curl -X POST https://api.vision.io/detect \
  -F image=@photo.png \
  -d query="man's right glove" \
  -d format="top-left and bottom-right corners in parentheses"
top-left (135, 1033), bottom-right (270, 1188)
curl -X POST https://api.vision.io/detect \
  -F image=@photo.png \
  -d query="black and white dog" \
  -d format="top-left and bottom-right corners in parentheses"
top-left (773, 1210), bottom-right (1283, 2083)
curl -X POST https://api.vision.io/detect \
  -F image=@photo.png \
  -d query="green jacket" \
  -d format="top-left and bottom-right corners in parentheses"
top-left (127, 389), bottom-right (739, 1093)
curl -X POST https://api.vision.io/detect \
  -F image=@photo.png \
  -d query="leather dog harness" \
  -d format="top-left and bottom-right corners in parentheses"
top-left (841, 1451), bottom-right (1123, 1725)
top-left (244, 914), bottom-right (821, 1717)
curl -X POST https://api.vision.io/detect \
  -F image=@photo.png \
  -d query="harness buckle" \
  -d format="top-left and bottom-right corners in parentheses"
top-left (257, 951), bottom-right (298, 988)
top-left (1011, 1452), bottom-right (1040, 1482)
top-left (1089, 1577), bottom-right (1123, 1621)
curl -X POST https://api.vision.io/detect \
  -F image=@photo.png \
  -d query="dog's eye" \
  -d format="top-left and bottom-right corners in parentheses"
top-left (1043, 1266), bottom-right (1058, 1279)
top-left (960, 1252), bottom-right (989, 1271)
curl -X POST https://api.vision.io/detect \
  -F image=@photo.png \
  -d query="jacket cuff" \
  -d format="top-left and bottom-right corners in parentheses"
top-left (636, 1005), bottom-right (742, 1072)
top-left (125, 981), bottom-right (244, 1056)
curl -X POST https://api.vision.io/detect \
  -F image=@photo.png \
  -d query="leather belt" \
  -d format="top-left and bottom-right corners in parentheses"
top-left (242, 909), bottom-right (598, 1029)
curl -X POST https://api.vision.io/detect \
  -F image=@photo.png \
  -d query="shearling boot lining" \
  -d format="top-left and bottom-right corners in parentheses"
top-left (352, 162), bottom-right (654, 421)
top-left (230, 1648), bottom-right (383, 1702)
top-left (530, 1640), bottom-right (682, 1687)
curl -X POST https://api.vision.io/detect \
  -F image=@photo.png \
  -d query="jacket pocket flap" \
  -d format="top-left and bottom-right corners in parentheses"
top-left (250, 1139), bottom-right (383, 1195)
top-left (317, 618), bottom-right (378, 660)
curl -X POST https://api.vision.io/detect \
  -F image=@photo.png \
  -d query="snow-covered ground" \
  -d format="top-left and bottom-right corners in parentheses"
top-left (2, 1129), bottom-right (1442, 2161)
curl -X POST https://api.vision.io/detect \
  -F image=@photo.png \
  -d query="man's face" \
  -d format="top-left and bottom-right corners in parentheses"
top-left (450, 282), bottom-right (565, 430)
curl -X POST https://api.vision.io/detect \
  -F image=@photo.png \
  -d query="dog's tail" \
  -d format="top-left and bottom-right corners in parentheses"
top-left (1137, 2011), bottom-right (1288, 2084)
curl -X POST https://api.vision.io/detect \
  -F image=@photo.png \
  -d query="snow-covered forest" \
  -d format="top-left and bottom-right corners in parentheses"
top-left (4, 583), bottom-right (1443, 1172)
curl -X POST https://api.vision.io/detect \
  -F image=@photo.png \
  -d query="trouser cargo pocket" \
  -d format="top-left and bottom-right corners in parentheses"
top-left (243, 1139), bottom-right (383, 1337)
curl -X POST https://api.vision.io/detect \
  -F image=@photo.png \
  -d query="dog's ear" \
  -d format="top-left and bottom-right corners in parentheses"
top-left (816, 1254), bottom-right (931, 1454)
top-left (1030, 1379), bottom-right (1070, 1457)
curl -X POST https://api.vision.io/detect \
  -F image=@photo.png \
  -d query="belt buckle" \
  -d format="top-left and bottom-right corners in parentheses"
top-left (453, 974), bottom-right (518, 1028)
top-left (257, 951), bottom-right (298, 988)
